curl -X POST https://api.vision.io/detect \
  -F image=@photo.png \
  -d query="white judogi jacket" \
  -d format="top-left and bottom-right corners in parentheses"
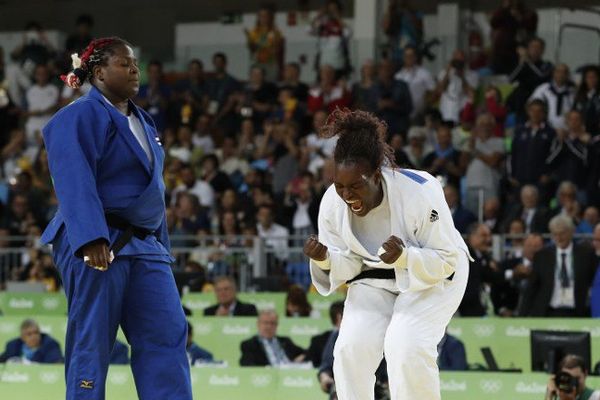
top-left (310, 168), bottom-right (470, 295)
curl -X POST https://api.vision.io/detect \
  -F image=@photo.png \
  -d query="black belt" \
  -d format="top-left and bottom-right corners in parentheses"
top-left (105, 214), bottom-right (152, 256)
top-left (347, 269), bottom-right (396, 284)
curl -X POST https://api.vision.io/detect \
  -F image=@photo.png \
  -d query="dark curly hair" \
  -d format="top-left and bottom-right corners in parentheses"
top-left (319, 108), bottom-right (397, 172)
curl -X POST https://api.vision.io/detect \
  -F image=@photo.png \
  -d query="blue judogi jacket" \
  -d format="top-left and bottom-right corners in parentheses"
top-left (40, 86), bottom-right (172, 262)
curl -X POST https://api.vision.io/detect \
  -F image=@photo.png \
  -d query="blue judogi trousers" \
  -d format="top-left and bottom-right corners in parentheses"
top-left (53, 229), bottom-right (192, 400)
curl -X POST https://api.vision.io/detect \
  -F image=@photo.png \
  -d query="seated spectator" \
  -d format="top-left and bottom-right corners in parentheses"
top-left (460, 85), bottom-right (507, 137)
top-left (110, 340), bottom-right (129, 365)
top-left (464, 113), bottom-right (505, 215)
top-left (201, 154), bottom-right (233, 196)
top-left (307, 64), bottom-right (351, 114)
top-left (136, 60), bottom-right (171, 133)
top-left (279, 62), bottom-right (309, 103)
top-left (170, 165), bottom-right (215, 209)
top-left (209, 53), bottom-right (241, 127)
top-left (285, 284), bottom-right (315, 317)
top-left (305, 110), bottom-right (337, 174)
top-left (307, 301), bottom-right (343, 369)
top-left (240, 309), bottom-right (305, 367)
top-left (186, 322), bottom-right (214, 366)
top-left (191, 114), bottom-right (215, 156)
top-left (544, 355), bottom-right (600, 400)
top-left (235, 65), bottom-right (278, 129)
top-left (422, 122), bottom-right (466, 188)
top-left (395, 45), bottom-right (435, 122)
top-left (444, 184), bottom-right (476, 234)
top-left (577, 207), bottom-right (599, 234)
top-left (170, 192), bottom-right (210, 244)
top-left (351, 59), bottom-right (377, 111)
top-left (510, 99), bottom-right (556, 196)
top-left (373, 58), bottom-right (412, 136)
top-left (203, 276), bottom-right (258, 316)
top-left (573, 65), bottom-right (600, 136)
top-left (244, 4), bottom-right (284, 82)
top-left (520, 215), bottom-right (597, 317)
top-left (501, 185), bottom-right (550, 234)
top-left (256, 204), bottom-right (289, 272)
top-left (24, 63), bottom-right (59, 148)
top-left (498, 233), bottom-right (545, 316)
top-left (437, 332), bottom-right (467, 371)
top-left (168, 125), bottom-right (197, 164)
top-left (507, 37), bottom-right (553, 123)
top-left (216, 137), bottom-right (250, 188)
top-left (550, 181), bottom-right (582, 225)
top-left (590, 224), bottom-right (600, 317)
top-left (0, 319), bottom-right (63, 363)
top-left (282, 173), bottom-right (320, 238)
top-left (435, 49), bottom-right (478, 124)
top-left (260, 122), bottom-right (300, 196)
top-left (272, 87), bottom-right (305, 125)
top-left (482, 197), bottom-right (503, 233)
top-left (530, 63), bottom-right (575, 131)
top-left (2, 194), bottom-right (41, 243)
top-left (403, 126), bottom-right (430, 169)
top-left (547, 110), bottom-right (590, 190)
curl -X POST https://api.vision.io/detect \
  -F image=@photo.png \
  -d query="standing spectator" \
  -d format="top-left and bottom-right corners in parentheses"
top-left (529, 63), bottom-right (575, 130)
top-left (256, 204), bottom-right (289, 272)
top-left (65, 15), bottom-right (94, 55)
top-left (507, 37), bottom-right (553, 122)
top-left (395, 45), bottom-right (435, 122)
top-left (244, 4), bottom-right (284, 82)
top-left (510, 99), bottom-right (556, 193)
top-left (422, 122), bottom-right (466, 188)
top-left (24, 64), bottom-right (59, 149)
top-left (279, 63), bottom-right (309, 103)
top-left (520, 215), bottom-right (597, 317)
top-left (373, 58), bottom-right (412, 136)
top-left (444, 184), bottom-right (476, 234)
top-left (309, 0), bottom-right (351, 77)
top-left (209, 53), bottom-right (241, 126)
top-left (203, 276), bottom-right (258, 316)
top-left (351, 59), bottom-right (377, 111)
top-left (547, 110), bottom-right (590, 190)
top-left (573, 65), bottom-right (600, 136)
top-left (464, 114), bottom-right (505, 215)
top-left (0, 319), bottom-right (63, 363)
top-left (307, 64), bottom-right (351, 114)
top-left (382, 0), bottom-right (423, 64)
top-left (136, 60), bottom-right (171, 133)
top-left (435, 50), bottom-right (478, 124)
top-left (501, 185), bottom-right (550, 233)
top-left (490, 0), bottom-right (538, 74)
top-left (239, 310), bottom-right (305, 366)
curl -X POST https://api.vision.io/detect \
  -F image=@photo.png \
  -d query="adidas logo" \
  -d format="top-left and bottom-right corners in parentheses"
top-left (430, 210), bottom-right (439, 222)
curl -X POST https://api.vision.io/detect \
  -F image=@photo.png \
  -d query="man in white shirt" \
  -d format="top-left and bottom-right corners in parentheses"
top-left (530, 64), bottom-right (575, 130)
top-left (25, 64), bottom-right (59, 146)
top-left (170, 165), bottom-right (215, 209)
top-left (395, 45), bottom-right (435, 121)
top-left (256, 204), bottom-right (290, 266)
top-left (435, 50), bottom-right (479, 123)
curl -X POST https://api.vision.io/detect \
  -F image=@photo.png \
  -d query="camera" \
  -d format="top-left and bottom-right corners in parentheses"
top-left (555, 371), bottom-right (579, 393)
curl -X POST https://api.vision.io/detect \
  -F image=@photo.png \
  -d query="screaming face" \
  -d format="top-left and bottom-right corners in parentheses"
top-left (333, 160), bottom-right (384, 217)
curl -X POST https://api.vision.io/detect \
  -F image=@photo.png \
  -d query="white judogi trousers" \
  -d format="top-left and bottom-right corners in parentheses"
top-left (333, 251), bottom-right (469, 400)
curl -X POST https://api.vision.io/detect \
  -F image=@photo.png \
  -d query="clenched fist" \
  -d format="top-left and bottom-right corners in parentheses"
top-left (379, 235), bottom-right (405, 264)
top-left (303, 235), bottom-right (328, 261)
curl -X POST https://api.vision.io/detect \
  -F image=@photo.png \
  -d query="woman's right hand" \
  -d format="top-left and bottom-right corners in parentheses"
top-left (303, 235), bottom-right (328, 261)
top-left (82, 240), bottom-right (111, 271)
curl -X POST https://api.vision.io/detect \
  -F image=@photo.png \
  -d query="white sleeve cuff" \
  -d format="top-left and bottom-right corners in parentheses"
top-left (312, 255), bottom-right (331, 270)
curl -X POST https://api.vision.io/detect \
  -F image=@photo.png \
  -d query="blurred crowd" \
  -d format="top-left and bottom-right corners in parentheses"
top-left (0, 0), bottom-right (599, 318)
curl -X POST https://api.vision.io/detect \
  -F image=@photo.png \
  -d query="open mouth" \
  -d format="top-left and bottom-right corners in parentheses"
top-left (346, 200), bottom-right (363, 213)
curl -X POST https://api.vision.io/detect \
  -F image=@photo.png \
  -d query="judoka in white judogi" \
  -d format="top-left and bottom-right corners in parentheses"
top-left (310, 167), bottom-right (469, 400)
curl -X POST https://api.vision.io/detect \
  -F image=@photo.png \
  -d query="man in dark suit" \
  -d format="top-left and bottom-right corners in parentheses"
top-left (239, 310), bottom-right (305, 366)
top-left (501, 185), bottom-right (550, 234)
top-left (0, 319), bottom-right (63, 363)
top-left (306, 301), bottom-right (344, 368)
top-left (444, 184), bottom-right (476, 234)
top-left (520, 215), bottom-right (598, 317)
top-left (203, 276), bottom-right (258, 316)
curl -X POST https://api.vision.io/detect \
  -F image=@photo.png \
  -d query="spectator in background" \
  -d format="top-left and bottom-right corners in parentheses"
top-left (307, 301), bottom-right (343, 369)
top-left (0, 319), bottom-right (63, 363)
top-left (201, 154), bottom-right (233, 196)
top-left (501, 185), bottom-right (550, 234)
top-left (588, 134), bottom-right (600, 207)
top-left (266, 122), bottom-right (301, 196)
top-left (136, 60), bottom-right (171, 133)
top-left (170, 192), bottom-right (211, 247)
top-left (550, 181), bottom-right (581, 225)
top-left (282, 174), bottom-right (320, 237)
top-left (191, 114), bottom-right (215, 156)
top-left (510, 99), bottom-right (556, 195)
top-left (507, 37), bottom-right (553, 122)
top-left (547, 110), bottom-right (590, 191)
top-left (395, 45), bottom-right (435, 122)
top-left (279, 63), bottom-right (309, 103)
top-left (437, 332), bottom-right (467, 371)
top-left (285, 284), bottom-right (315, 317)
top-left (65, 14), bottom-right (94, 56)
top-left (402, 126), bottom-right (430, 169)
top-left (24, 63), bottom-right (59, 149)
top-left (240, 309), bottom-right (305, 367)
top-left (170, 165), bottom-right (215, 209)
top-left (186, 322), bottom-right (214, 366)
top-left (204, 276), bottom-right (258, 316)
top-left (174, 60), bottom-right (207, 127)
top-left (168, 125), bottom-right (198, 164)
top-left (490, 0), bottom-right (538, 74)
top-left (590, 224), bottom-right (600, 317)
top-left (373, 58), bottom-right (412, 136)
top-left (577, 206), bottom-right (599, 234)
top-left (482, 197), bottom-right (503, 233)
top-left (235, 65), bottom-right (278, 129)
top-left (444, 184), bottom-right (476, 234)
top-left (460, 85), bottom-right (507, 137)
top-left (256, 204), bottom-right (289, 272)
top-left (464, 113), bottom-right (505, 215)
top-left (351, 59), bottom-right (377, 111)
top-left (305, 110), bottom-right (337, 174)
top-left (3, 194), bottom-right (40, 242)
top-left (10, 22), bottom-right (54, 79)
top-left (308, 64), bottom-right (351, 114)
top-left (530, 63), bottom-right (575, 131)
top-left (573, 65), bottom-right (600, 136)
top-left (382, 0), bottom-right (423, 64)
top-left (309, 0), bottom-right (351, 77)
top-left (209, 53), bottom-right (240, 127)
top-left (317, 302), bottom-right (344, 394)
top-left (520, 215), bottom-right (597, 317)
top-left (544, 355), bottom-right (600, 400)
top-left (217, 136), bottom-right (250, 188)
top-left (435, 50), bottom-right (478, 124)
top-left (245, 4), bottom-right (284, 82)
top-left (422, 122), bottom-right (466, 188)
